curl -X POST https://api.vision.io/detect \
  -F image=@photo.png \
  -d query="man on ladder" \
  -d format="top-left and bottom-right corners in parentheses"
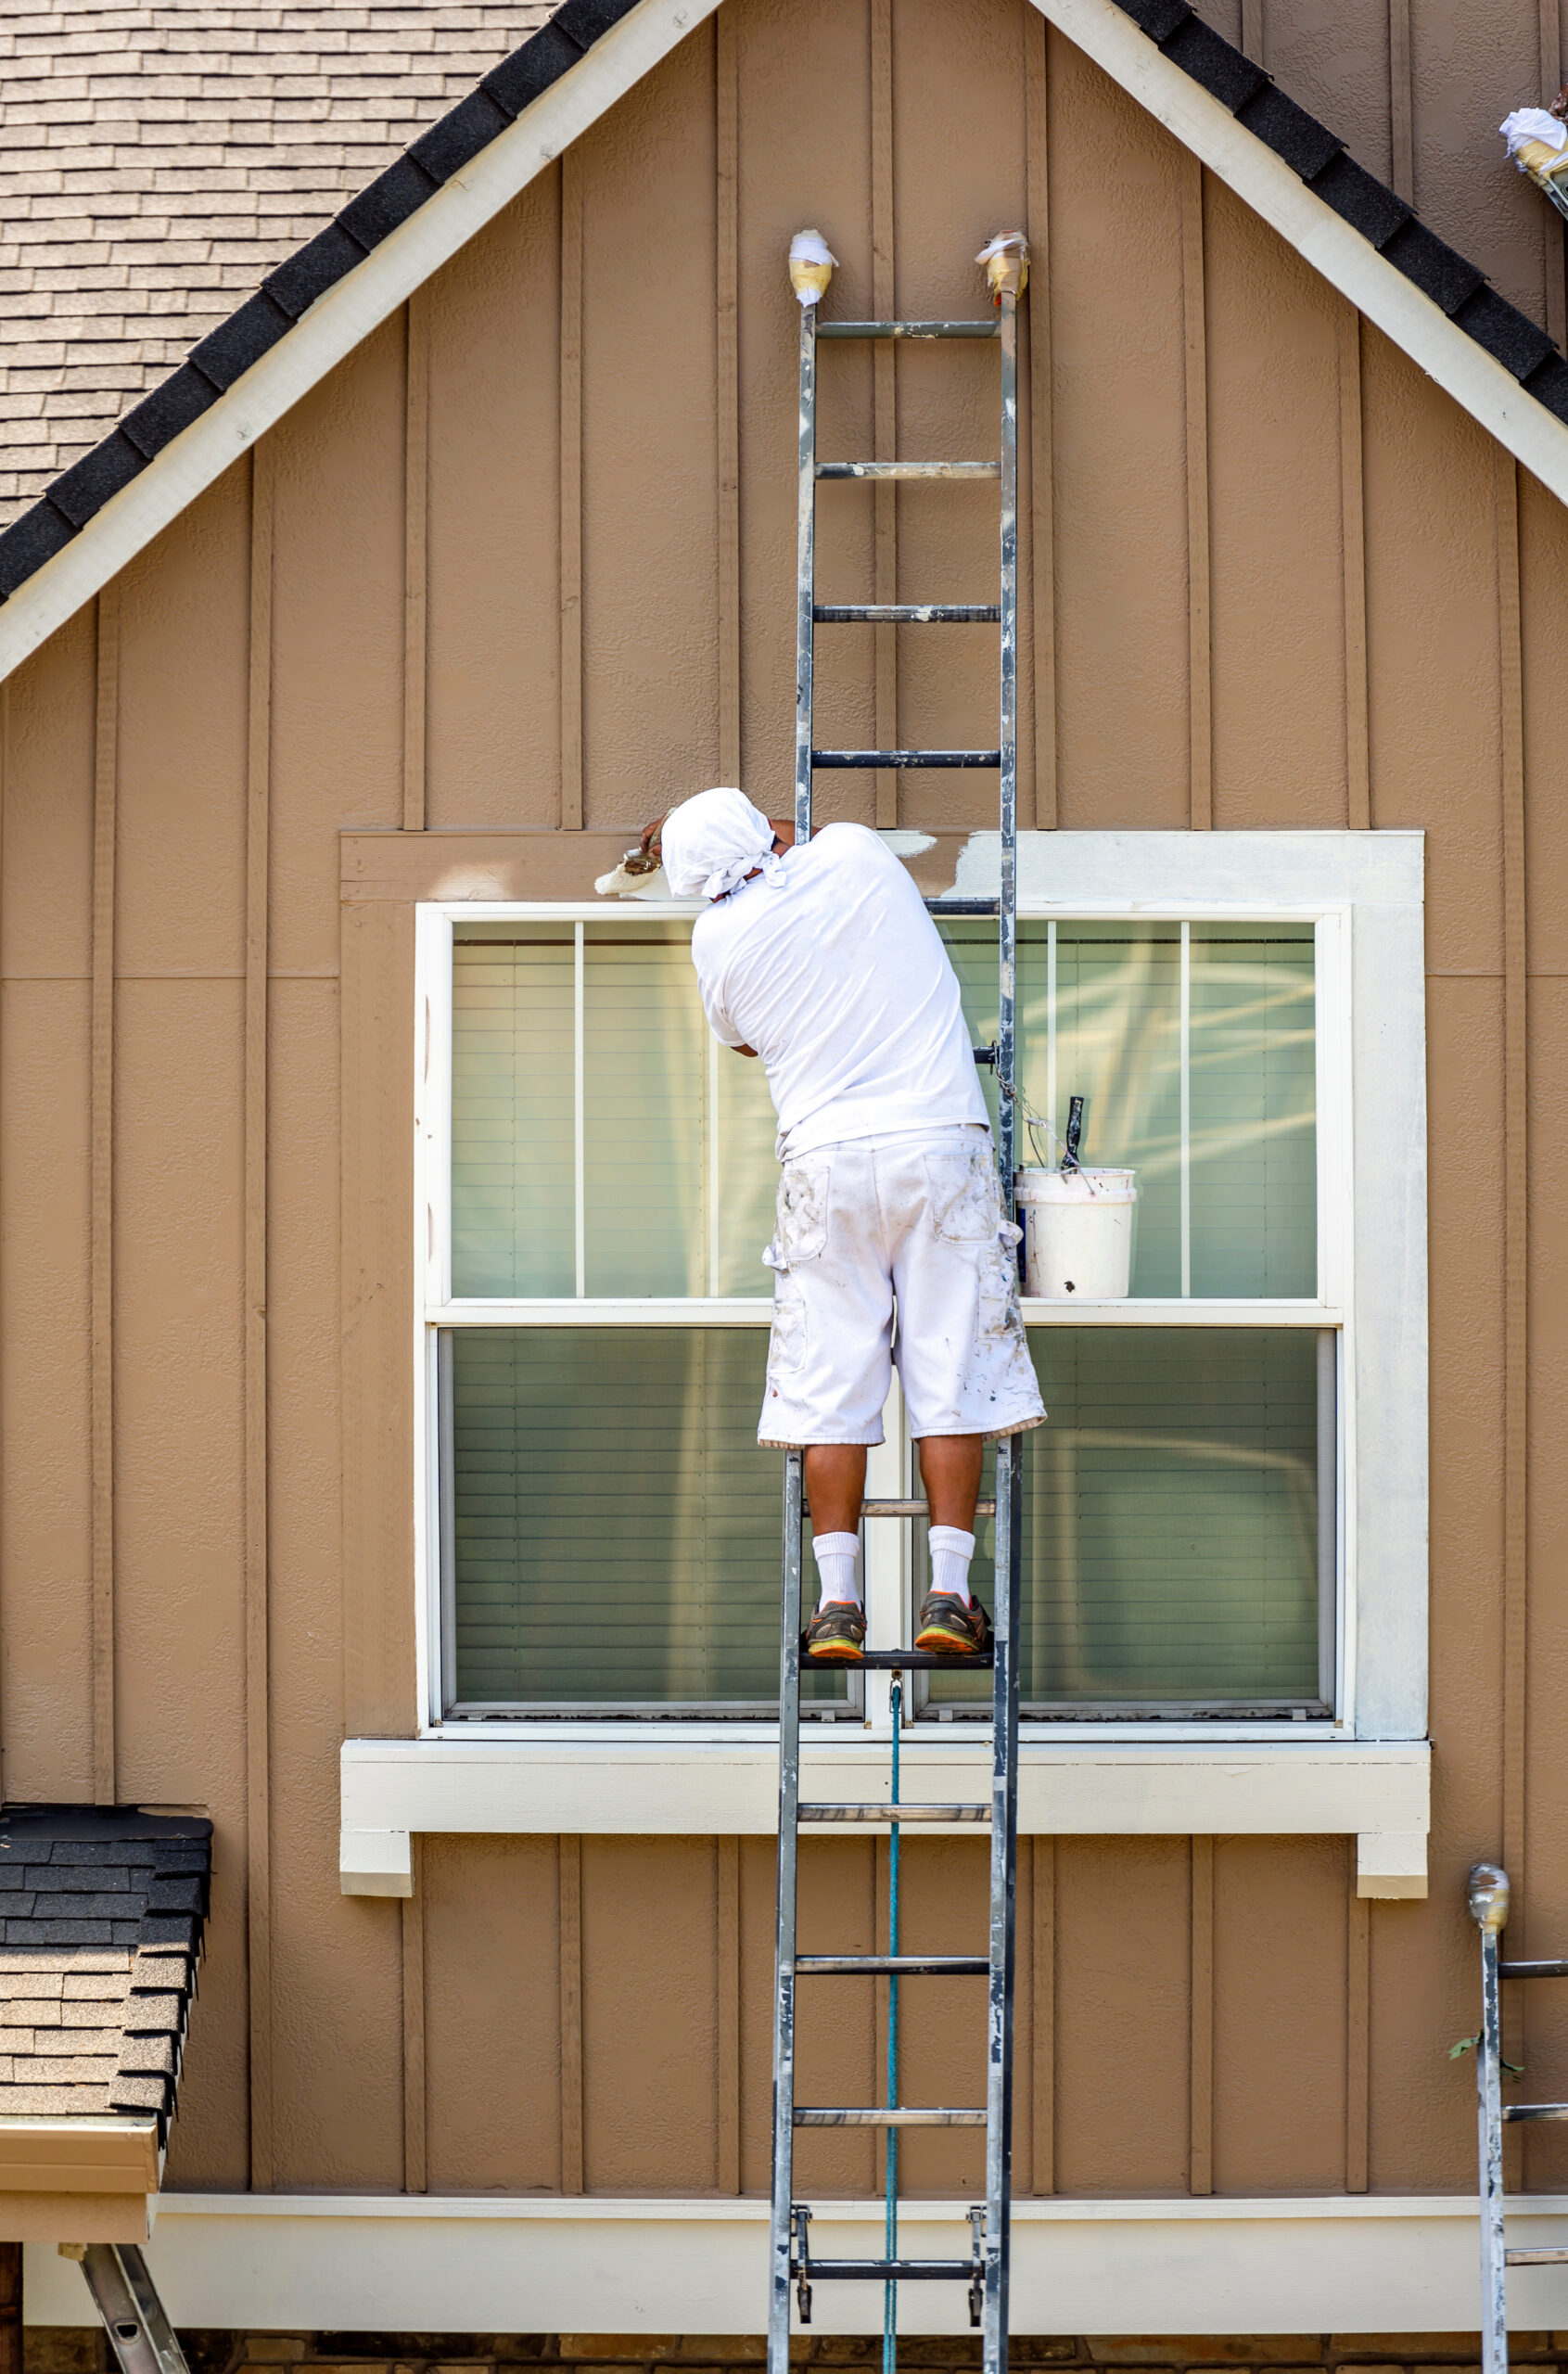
top-left (644, 785), bottom-right (1045, 1660)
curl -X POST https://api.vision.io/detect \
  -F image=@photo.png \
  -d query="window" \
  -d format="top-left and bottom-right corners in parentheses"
top-left (417, 868), bottom-right (1354, 1730)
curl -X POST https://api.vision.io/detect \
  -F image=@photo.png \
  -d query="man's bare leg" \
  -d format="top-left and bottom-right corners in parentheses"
top-left (802, 1442), bottom-right (868, 1537)
top-left (915, 1434), bottom-right (983, 1531)
top-left (914, 1433), bottom-right (990, 1652)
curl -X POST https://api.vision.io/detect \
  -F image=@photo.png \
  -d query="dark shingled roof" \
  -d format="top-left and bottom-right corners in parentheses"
top-left (0, 1805), bottom-right (211, 2146)
top-left (0, 0), bottom-right (1566, 612)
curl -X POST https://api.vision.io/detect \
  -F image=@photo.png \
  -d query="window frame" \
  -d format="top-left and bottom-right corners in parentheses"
top-left (411, 832), bottom-right (1425, 1750)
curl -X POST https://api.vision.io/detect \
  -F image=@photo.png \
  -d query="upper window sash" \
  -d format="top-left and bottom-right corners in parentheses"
top-left (417, 899), bottom-right (1349, 1321)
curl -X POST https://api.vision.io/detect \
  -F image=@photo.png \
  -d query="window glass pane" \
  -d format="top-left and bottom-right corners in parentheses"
top-left (452, 927), bottom-right (575, 1296)
top-left (928, 1327), bottom-right (1325, 1710)
top-left (1189, 927), bottom-right (1316, 1295)
top-left (451, 924), bottom-right (780, 1299)
top-left (940, 921), bottom-right (1315, 1297)
top-left (447, 1326), bottom-right (846, 1708)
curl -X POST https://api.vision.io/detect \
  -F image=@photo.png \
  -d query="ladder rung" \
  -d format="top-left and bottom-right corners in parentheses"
top-left (861, 1497), bottom-right (996, 1517)
top-left (1501, 1960), bottom-right (1568, 1977)
top-left (813, 748), bottom-right (1002, 769)
top-left (817, 461), bottom-right (1001, 480)
top-left (1503, 2103), bottom-right (1568, 2122)
top-left (794, 2106), bottom-right (987, 2125)
top-left (814, 604), bottom-right (1001, 623)
top-left (930, 898), bottom-right (1000, 916)
top-left (798, 1804), bottom-right (989, 1823)
top-left (797, 1955), bottom-right (989, 1976)
top-left (797, 2259), bottom-right (977, 2280)
top-left (817, 320), bottom-right (999, 339)
top-left (809, 1646), bottom-right (995, 1670)
top-left (1506, 2248), bottom-right (1568, 2264)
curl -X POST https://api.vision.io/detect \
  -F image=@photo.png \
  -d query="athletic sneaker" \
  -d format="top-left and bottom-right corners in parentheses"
top-left (914, 1591), bottom-right (993, 1656)
top-left (804, 1602), bottom-right (866, 1662)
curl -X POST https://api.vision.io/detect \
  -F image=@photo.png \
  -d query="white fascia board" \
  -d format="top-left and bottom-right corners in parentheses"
top-left (340, 1734), bottom-right (1430, 1891)
top-left (1033, 0), bottom-right (1568, 508)
top-left (27, 2189), bottom-right (1567, 2332)
top-left (0, 0), bottom-right (719, 687)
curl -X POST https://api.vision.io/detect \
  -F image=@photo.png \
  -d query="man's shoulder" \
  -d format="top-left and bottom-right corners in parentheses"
top-left (806, 822), bottom-right (899, 873)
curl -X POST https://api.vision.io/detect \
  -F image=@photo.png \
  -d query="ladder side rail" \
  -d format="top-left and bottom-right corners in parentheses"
top-left (769, 1450), bottom-right (807, 2374)
top-left (795, 303), bottom-right (817, 848)
top-left (74, 2248), bottom-right (190, 2374)
top-left (984, 273), bottom-right (1025, 2374)
top-left (1479, 1914), bottom-right (1508, 2374)
top-left (985, 1434), bottom-right (1023, 2369)
top-left (1468, 1864), bottom-right (1511, 2374)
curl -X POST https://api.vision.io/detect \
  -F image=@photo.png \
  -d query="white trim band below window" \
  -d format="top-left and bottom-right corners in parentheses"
top-left (27, 2189), bottom-right (1568, 2334)
top-left (338, 1736), bottom-right (1431, 1896)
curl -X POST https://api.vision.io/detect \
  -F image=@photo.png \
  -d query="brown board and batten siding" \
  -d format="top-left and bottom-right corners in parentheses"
top-left (0, 0), bottom-right (1563, 2205)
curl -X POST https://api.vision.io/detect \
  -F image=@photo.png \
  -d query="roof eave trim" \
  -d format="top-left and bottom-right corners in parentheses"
top-left (1034, 0), bottom-right (1568, 503)
top-left (0, 0), bottom-right (720, 688)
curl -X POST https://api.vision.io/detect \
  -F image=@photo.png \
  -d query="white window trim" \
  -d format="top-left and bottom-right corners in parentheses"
top-left (371, 831), bottom-right (1426, 1878)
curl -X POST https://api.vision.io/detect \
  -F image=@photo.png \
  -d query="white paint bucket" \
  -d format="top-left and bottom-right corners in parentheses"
top-left (1014, 1167), bottom-right (1139, 1299)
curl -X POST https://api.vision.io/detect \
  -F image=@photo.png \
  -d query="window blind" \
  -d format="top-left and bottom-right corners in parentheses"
top-left (929, 1327), bottom-right (1323, 1711)
top-left (445, 1326), bottom-right (847, 1709)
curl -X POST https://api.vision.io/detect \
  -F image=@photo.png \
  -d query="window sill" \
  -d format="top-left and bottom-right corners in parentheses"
top-left (338, 1732), bottom-right (1429, 1899)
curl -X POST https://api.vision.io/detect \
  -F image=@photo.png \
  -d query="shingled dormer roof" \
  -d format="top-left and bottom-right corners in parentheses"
top-left (5, 0), bottom-right (1568, 668)
top-left (0, 1805), bottom-right (210, 2141)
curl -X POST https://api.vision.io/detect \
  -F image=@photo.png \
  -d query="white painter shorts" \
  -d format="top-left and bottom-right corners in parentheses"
top-left (758, 1124), bottom-right (1047, 1447)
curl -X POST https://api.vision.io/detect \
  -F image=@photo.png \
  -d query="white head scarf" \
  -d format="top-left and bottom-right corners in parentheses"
top-left (659, 788), bottom-right (787, 901)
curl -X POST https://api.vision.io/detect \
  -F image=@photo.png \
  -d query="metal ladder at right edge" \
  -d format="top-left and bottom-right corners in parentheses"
top-left (767, 230), bottom-right (1030, 2374)
top-left (1469, 1862), bottom-right (1568, 2373)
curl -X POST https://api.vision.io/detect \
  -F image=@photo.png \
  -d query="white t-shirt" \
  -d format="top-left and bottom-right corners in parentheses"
top-left (690, 822), bottom-right (988, 1158)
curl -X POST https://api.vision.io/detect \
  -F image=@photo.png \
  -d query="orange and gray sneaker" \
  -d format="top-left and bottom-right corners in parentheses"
top-left (915, 1591), bottom-right (993, 1656)
top-left (804, 1602), bottom-right (866, 1662)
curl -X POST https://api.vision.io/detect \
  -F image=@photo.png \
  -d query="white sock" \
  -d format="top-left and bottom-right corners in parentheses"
top-left (813, 1532), bottom-right (861, 1608)
top-left (929, 1526), bottom-right (975, 1604)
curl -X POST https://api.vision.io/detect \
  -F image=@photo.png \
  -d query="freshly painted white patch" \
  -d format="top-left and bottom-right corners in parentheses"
top-left (27, 2190), bottom-right (1568, 2332)
top-left (877, 830), bottom-right (938, 856)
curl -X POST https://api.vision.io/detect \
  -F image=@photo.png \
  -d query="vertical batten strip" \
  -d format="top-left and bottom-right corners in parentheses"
top-left (1388, 0), bottom-right (1414, 204)
top-left (1025, 8), bottom-right (1055, 831)
top-left (245, 439), bottom-right (275, 2191)
top-left (560, 149), bottom-right (584, 832)
top-left (1179, 921), bottom-right (1192, 1297)
top-left (1498, 450), bottom-right (1529, 2145)
top-left (403, 290), bottom-right (429, 835)
top-left (574, 922), bottom-right (586, 1296)
top-left (1190, 1835), bottom-right (1214, 2195)
top-left (1179, 155), bottom-right (1212, 831)
top-left (402, 1841), bottom-right (427, 2193)
top-left (90, 583), bottom-right (119, 1808)
top-left (560, 1834), bottom-right (585, 2193)
top-left (871, 0), bottom-right (898, 830)
top-left (1338, 306), bottom-right (1370, 829)
top-left (1032, 1837), bottom-right (1054, 2194)
top-left (716, 7), bottom-right (742, 786)
top-left (1346, 1875), bottom-right (1370, 2192)
top-left (717, 1836), bottom-right (741, 2192)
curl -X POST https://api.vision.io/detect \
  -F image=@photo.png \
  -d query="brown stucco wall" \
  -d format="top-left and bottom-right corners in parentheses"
top-left (0, 0), bottom-right (1559, 2206)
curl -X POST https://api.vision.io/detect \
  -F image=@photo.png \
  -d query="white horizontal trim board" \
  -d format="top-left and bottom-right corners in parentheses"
top-left (340, 1736), bottom-right (1431, 1895)
top-left (26, 2190), bottom-right (1568, 2332)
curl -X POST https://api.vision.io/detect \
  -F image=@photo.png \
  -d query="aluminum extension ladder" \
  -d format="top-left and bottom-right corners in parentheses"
top-left (1469, 1862), bottom-right (1568, 2373)
top-left (60, 2244), bottom-right (191, 2374)
top-left (767, 231), bottom-right (1030, 2374)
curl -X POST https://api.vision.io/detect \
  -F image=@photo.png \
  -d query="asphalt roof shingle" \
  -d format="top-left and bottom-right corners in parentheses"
top-left (0, 1806), bottom-right (211, 2141)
